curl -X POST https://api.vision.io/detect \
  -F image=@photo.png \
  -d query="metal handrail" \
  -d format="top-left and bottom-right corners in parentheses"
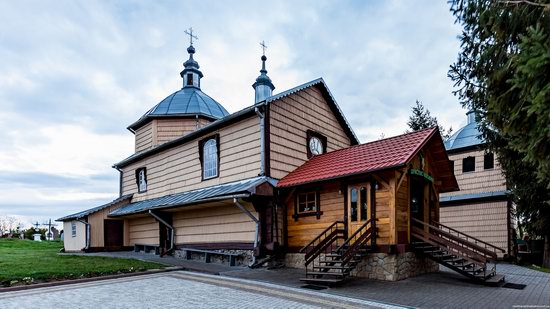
top-left (430, 220), bottom-right (505, 253)
top-left (412, 218), bottom-right (498, 260)
top-left (299, 221), bottom-right (344, 253)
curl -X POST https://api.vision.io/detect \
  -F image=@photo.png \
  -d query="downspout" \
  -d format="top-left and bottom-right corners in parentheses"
top-left (77, 219), bottom-right (90, 251)
top-left (149, 210), bottom-right (175, 256)
top-left (234, 198), bottom-right (260, 266)
top-left (114, 166), bottom-right (123, 197)
top-left (255, 105), bottom-right (265, 176)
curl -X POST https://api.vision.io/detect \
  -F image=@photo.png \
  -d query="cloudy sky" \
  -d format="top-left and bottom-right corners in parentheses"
top-left (0, 0), bottom-right (466, 228)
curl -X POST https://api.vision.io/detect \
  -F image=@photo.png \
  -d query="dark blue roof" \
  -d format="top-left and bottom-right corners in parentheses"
top-left (445, 119), bottom-right (484, 151)
top-left (129, 87), bottom-right (229, 130)
top-left (109, 176), bottom-right (277, 217)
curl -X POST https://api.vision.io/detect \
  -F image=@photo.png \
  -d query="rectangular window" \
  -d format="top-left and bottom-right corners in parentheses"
top-left (462, 156), bottom-right (475, 173)
top-left (450, 160), bottom-right (455, 173)
top-left (297, 192), bottom-right (318, 213)
top-left (71, 222), bottom-right (76, 238)
top-left (187, 73), bottom-right (193, 86)
top-left (135, 168), bottom-right (147, 193)
top-left (484, 153), bottom-right (494, 170)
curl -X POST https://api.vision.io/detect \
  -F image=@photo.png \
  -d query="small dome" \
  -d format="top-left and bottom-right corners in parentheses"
top-left (144, 87), bottom-right (229, 119)
top-left (445, 118), bottom-right (484, 151)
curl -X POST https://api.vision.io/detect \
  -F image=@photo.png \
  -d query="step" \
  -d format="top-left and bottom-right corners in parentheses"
top-left (415, 245), bottom-right (438, 251)
top-left (313, 265), bottom-right (351, 270)
top-left (300, 277), bottom-right (343, 284)
top-left (424, 250), bottom-right (445, 255)
top-left (483, 274), bottom-right (505, 286)
top-left (445, 257), bottom-right (466, 264)
top-left (306, 271), bottom-right (348, 277)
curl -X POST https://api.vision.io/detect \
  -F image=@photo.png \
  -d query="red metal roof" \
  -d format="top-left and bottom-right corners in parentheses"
top-left (277, 127), bottom-right (438, 188)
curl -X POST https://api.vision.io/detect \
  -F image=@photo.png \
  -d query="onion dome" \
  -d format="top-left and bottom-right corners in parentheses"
top-left (445, 110), bottom-right (484, 151)
top-left (128, 42), bottom-right (229, 131)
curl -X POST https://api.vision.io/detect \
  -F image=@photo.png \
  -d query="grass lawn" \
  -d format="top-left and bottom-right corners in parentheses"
top-left (0, 239), bottom-right (165, 287)
top-left (529, 265), bottom-right (550, 273)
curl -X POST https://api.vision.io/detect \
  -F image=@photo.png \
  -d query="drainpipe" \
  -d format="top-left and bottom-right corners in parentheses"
top-left (254, 105), bottom-right (265, 176)
top-left (234, 198), bottom-right (260, 266)
top-left (149, 210), bottom-right (175, 256)
top-left (114, 166), bottom-right (123, 197)
top-left (77, 219), bottom-right (90, 251)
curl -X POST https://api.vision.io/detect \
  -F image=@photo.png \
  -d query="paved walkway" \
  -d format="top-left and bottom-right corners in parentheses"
top-left (59, 252), bottom-right (550, 308)
top-left (0, 271), bottom-right (408, 309)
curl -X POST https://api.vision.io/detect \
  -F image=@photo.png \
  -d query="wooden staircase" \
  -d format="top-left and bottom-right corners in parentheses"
top-left (299, 219), bottom-right (377, 285)
top-left (411, 218), bottom-right (506, 285)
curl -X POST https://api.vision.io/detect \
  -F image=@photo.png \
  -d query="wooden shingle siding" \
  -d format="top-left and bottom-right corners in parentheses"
top-left (135, 122), bottom-right (153, 152)
top-left (155, 118), bottom-right (212, 146)
top-left (440, 201), bottom-right (508, 253)
top-left (128, 216), bottom-right (159, 245)
top-left (173, 203), bottom-right (257, 244)
top-left (441, 150), bottom-right (506, 197)
top-left (122, 115), bottom-right (261, 201)
top-left (269, 87), bottom-right (352, 180)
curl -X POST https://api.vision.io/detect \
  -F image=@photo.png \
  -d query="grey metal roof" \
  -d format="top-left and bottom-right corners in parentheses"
top-left (265, 78), bottom-right (359, 145)
top-left (445, 117), bottom-right (484, 151)
top-left (109, 176), bottom-right (278, 217)
top-left (128, 87), bottom-right (229, 130)
top-left (440, 190), bottom-right (507, 203)
top-left (56, 194), bottom-right (133, 222)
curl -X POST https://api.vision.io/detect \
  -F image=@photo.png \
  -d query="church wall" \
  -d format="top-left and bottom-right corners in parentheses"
top-left (155, 118), bottom-right (212, 146)
top-left (86, 200), bottom-right (130, 248)
top-left (172, 202), bottom-right (257, 245)
top-left (127, 216), bottom-right (159, 246)
top-left (440, 200), bottom-right (508, 255)
top-left (135, 121), bottom-right (153, 153)
top-left (268, 86), bottom-right (352, 180)
top-left (121, 115), bottom-right (261, 201)
top-left (440, 149), bottom-right (506, 198)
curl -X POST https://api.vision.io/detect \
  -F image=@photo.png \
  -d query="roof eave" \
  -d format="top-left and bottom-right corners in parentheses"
top-left (277, 163), bottom-right (407, 189)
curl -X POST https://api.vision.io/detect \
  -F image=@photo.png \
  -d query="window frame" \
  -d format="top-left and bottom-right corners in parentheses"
top-left (293, 190), bottom-right (322, 221)
top-left (462, 156), bottom-right (475, 173)
top-left (199, 134), bottom-right (220, 181)
top-left (135, 167), bottom-right (147, 193)
top-left (484, 152), bottom-right (494, 170)
top-left (71, 222), bottom-right (76, 238)
top-left (306, 130), bottom-right (327, 159)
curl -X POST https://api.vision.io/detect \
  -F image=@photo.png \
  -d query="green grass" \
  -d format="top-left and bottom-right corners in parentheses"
top-left (529, 265), bottom-right (550, 273)
top-left (0, 239), bottom-right (165, 286)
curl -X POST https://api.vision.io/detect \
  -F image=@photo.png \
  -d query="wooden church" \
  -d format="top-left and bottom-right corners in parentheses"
top-left (58, 36), bottom-right (506, 284)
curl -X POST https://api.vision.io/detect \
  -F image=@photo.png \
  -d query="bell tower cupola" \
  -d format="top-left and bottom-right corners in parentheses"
top-left (180, 27), bottom-right (203, 89)
top-left (252, 41), bottom-right (275, 103)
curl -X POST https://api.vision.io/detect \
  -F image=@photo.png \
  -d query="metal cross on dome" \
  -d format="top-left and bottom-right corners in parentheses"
top-left (185, 27), bottom-right (198, 46)
top-left (260, 40), bottom-right (267, 56)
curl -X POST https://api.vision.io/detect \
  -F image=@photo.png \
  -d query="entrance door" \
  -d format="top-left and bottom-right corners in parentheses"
top-left (158, 213), bottom-right (173, 254)
top-left (104, 220), bottom-right (124, 248)
top-left (347, 184), bottom-right (370, 236)
top-left (410, 177), bottom-right (425, 228)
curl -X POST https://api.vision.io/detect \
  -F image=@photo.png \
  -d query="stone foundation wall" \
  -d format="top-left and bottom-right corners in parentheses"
top-left (174, 249), bottom-right (253, 266)
top-left (354, 252), bottom-right (439, 281)
top-left (283, 252), bottom-right (438, 281)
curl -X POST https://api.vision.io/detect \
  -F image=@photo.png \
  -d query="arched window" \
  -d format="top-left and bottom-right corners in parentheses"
top-left (202, 138), bottom-right (218, 179)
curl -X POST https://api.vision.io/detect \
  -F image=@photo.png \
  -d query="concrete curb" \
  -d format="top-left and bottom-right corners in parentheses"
top-left (0, 266), bottom-right (184, 293)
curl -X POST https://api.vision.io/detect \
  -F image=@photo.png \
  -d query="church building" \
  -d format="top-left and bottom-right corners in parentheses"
top-left (58, 35), bottom-right (506, 284)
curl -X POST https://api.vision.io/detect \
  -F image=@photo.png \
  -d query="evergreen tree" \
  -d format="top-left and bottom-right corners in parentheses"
top-left (407, 100), bottom-right (453, 139)
top-left (448, 0), bottom-right (550, 267)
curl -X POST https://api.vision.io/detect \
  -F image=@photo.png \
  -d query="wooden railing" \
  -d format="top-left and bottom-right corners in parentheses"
top-left (300, 221), bottom-right (345, 266)
top-left (336, 218), bottom-right (377, 266)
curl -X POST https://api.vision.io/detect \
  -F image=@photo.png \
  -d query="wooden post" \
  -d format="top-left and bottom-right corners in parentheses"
top-left (389, 174), bottom-right (397, 244)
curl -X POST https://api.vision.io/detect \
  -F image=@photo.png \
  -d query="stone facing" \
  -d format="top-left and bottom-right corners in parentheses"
top-left (174, 249), bottom-right (253, 266)
top-left (284, 252), bottom-right (438, 281)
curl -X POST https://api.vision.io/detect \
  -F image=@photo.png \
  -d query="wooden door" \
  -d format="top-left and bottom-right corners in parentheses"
top-left (158, 213), bottom-right (173, 254)
top-left (410, 177), bottom-right (425, 228)
top-left (104, 220), bottom-right (124, 248)
top-left (347, 184), bottom-right (370, 236)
